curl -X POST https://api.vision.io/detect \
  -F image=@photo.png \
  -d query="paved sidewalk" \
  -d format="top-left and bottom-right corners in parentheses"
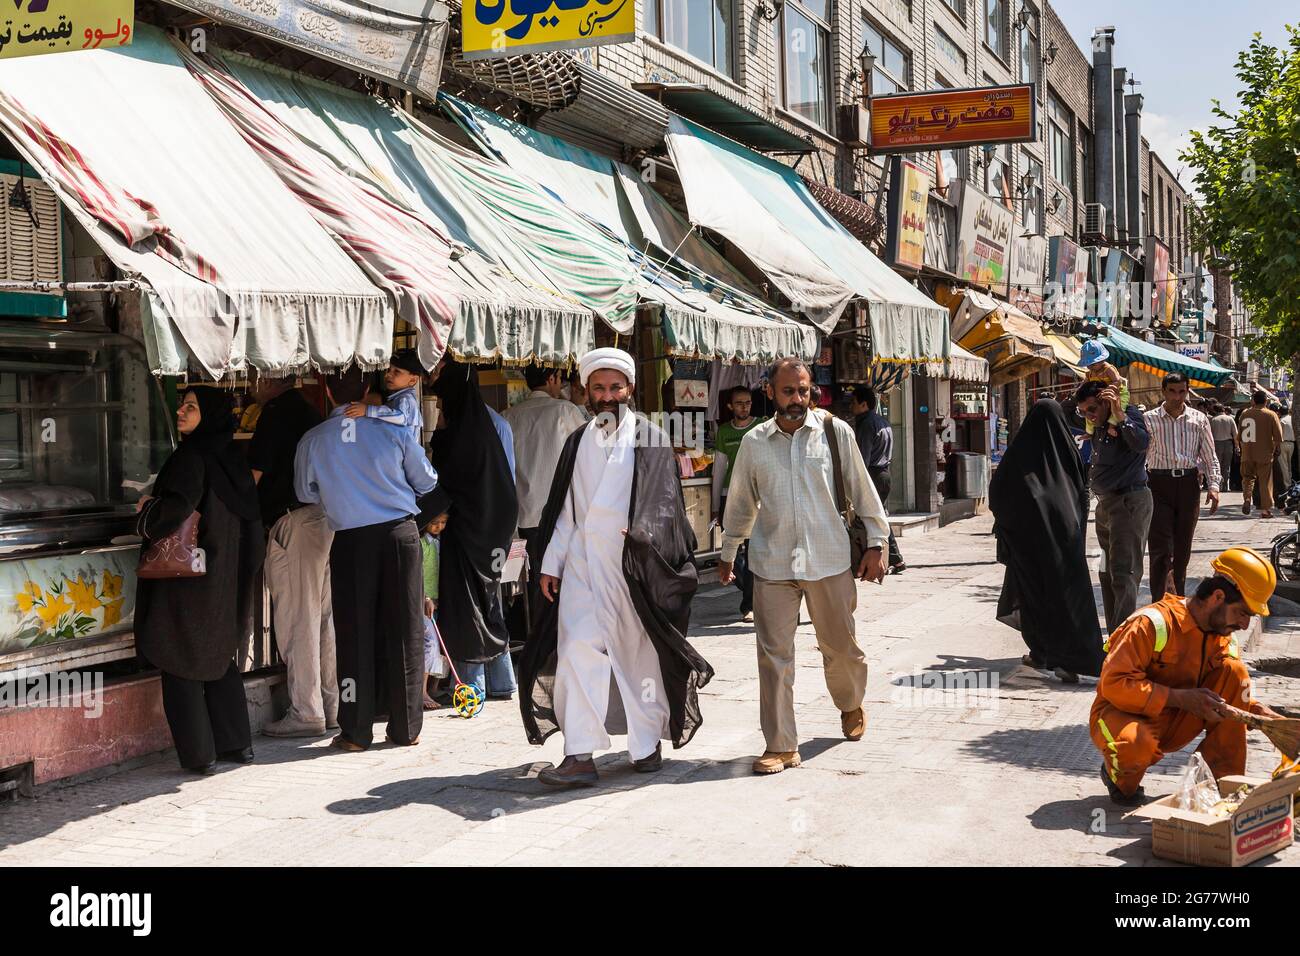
top-left (2, 492), bottom-right (1297, 867)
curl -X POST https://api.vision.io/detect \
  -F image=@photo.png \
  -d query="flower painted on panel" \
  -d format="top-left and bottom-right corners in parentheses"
top-left (35, 593), bottom-right (72, 629)
top-left (67, 575), bottom-right (101, 615)
top-left (101, 599), bottom-right (125, 629)
top-left (101, 570), bottom-right (123, 601)
top-left (15, 580), bottom-right (42, 613)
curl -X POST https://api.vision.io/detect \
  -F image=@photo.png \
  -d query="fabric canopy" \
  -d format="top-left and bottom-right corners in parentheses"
top-left (444, 97), bottom-right (819, 363)
top-left (0, 25), bottom-right (393, 378)
top-left (1095, 327), bottom-right (1231, 387)
top-left (211, 53), bottom-right (594, 365)
top-left (1044, 333), bottom-right (1086, 377)
top-left (663, 116), bottom-right (948, 364)
top-left (926, 342), bottom-right (990, 383)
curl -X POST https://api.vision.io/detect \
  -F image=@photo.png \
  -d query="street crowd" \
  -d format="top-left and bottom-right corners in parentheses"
top-left (130, 343), bottom-right (1286, 808)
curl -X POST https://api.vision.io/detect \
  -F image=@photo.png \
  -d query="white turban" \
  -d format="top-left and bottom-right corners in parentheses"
top-left (578, 347), bottom-right (636, 387)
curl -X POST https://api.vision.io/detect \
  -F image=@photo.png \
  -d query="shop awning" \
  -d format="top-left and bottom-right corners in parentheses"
top-left (0, 25), bottom-right (393, 378)
top-left (1095, 326), bottom-right (1231, 387)
top-left (663, 116), bottom-right (949, 364)
top-left (925, 342), bottom-right (989, 383)
top-left (210, 52), bottom-right (595, 364)
top-left (633, 83), bottom-right (813, 153)
top-left (1044, 333), bottom-right (1086, 377)
top-left (952, 292), bottom-right (1052, 387)
top-left (444, 97), bottom-right (819, 363)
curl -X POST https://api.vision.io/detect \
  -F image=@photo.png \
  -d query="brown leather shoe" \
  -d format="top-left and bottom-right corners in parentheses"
top-left (538, 755), bottom-right (599, 787)
top-left (841, 707), bottom-right (866, 741)
top-left (752, 751), bottom-right (802, 774)
top-left (330, 734), bottom-right (367, 753)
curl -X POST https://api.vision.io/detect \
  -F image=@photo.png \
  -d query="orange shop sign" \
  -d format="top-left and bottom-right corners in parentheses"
top-left (868, 84), bottom-right (1036, 155)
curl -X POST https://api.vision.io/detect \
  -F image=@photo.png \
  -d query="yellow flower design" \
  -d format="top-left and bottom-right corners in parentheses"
top-left (101, 570), bottom-right (123, 601)
top-left (15, 580), bottom-right (42, 614)
top-left (35, 593), bottom-right (72, 629)
top-left (101, 598), bottom-right (124, 629)
top-left (67, 575), bottom-right (100, 616)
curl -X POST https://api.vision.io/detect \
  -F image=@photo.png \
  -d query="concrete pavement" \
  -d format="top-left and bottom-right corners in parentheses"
top-left (2, 491), bottom-right (1298, 867)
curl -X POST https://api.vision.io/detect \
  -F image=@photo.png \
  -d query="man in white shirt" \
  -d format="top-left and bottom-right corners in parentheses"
top-left (719, 358), bottom-right (890, 776)
top-left (1209, 404), bottom-right (1240, 492)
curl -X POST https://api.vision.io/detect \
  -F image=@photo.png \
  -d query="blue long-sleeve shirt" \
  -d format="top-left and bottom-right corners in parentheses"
top-left (1088, 404), bottom-right (1150, 495)
top-left (365, 385), bottom-right (422, 444)
top-left (488, 406), bottom-right (516, 481)
top-left (295, 406), bottom-right (437, 531)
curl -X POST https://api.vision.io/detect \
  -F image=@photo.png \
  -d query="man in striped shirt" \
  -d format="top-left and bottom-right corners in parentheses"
top-left (1143, 373), bottom-right (1221, 603)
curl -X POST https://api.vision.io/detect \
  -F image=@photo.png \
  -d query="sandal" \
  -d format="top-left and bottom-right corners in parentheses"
top-left (330, 735), bottom-right (367, 753)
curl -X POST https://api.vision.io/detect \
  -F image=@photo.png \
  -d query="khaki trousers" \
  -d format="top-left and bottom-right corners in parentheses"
top-left (266, 505), bottom-right (338, 725)
top-left (753, 570), bottom-right (867, 753)
top-left (1241, 457), bottom-right (1275, 512)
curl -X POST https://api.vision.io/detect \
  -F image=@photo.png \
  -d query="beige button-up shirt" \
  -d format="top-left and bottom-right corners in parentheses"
top-left (721, 409), bottom-right (890, 582)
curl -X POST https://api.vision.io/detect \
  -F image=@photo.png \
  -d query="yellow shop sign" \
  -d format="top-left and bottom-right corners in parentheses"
top-left (461, 0), bottom-right (633, 60)
top-left (0, 0), bottom-right (133, 61)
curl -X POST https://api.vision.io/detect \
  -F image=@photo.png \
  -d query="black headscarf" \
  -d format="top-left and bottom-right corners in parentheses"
top-left (427, 361), bottom-right (519, 662)
top-left (182, 387), bottom-right (260, 522)
top-left (988, 399), bottom-right (1103, 677)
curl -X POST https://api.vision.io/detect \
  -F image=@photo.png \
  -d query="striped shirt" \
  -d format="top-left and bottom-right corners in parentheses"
top-left (1143, 403), bottom-right (1221, 492)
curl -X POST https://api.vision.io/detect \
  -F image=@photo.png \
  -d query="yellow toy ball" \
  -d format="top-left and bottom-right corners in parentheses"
top-left (452, 682), bottom-right (484, 719)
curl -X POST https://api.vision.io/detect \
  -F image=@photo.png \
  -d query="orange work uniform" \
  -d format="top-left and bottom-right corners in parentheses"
top-left (1089, 593), bottom-right (1266, 796)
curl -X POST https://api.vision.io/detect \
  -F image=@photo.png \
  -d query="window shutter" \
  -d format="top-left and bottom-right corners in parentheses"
top-left (4, 174), bottom-right (62, 286)
top-left (0, 177), bottom-right (9, 281)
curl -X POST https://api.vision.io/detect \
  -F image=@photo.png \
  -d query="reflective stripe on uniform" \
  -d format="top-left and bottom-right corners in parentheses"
top-left (1097, 717), bottom-right (1120, 782)
top-left (1139, 607), bottom-right (1169, 653)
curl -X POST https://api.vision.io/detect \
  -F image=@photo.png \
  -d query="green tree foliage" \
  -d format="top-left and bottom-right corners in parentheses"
top-left (1182, 26), bottom-right (1300, 362)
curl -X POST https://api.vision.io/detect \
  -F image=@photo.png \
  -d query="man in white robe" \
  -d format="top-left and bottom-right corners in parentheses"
top-left (535, 349), bottom-right (674, 786)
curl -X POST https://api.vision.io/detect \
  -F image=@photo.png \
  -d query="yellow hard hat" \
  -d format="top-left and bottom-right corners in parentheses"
top-left (1210, 547), bottom-right (1277, 617)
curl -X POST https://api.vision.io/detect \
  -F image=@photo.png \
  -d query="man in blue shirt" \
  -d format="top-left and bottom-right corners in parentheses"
top-left (295, 366), bottom-right (437, 752)
top-left (1075, 379), bottom-right (1152, 634)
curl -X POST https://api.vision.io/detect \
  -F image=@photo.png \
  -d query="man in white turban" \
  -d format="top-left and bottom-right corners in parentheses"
top-left (519, 347), bottom-right (713, 786)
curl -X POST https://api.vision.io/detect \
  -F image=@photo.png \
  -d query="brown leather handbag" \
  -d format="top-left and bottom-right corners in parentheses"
top-left (136, 506), bottom-right (206, 579)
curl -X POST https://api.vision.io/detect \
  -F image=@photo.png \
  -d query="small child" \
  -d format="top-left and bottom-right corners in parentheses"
top-left (346, 348), bottom-right (424, 443)
top-left (418, 488), bottom-right (451, 711)
top-left (1078, 340), bottom-right (1130, 438)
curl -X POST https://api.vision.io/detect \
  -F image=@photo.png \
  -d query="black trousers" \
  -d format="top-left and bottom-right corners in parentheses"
top-left (330, 517), bottom-right (424, 748)
top-left (719, 494), bottom-right (754, 615)
top-left (1148, 472), bottom-right (1202, 602)
top-left (160, 662), bottom-right (250, 770)
top-left (868, 467), bottom-right (904, 568)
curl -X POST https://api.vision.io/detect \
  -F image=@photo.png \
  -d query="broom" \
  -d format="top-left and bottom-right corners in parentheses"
top-left (1220, 704), bottom-right (1300, 760)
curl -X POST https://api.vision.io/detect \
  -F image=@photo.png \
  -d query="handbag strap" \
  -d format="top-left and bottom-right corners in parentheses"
top-left (823, 413), bottom-right (850, 520)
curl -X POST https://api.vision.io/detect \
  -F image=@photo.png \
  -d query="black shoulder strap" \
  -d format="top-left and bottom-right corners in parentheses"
top-left (823, 413), bottom-right (848, 518)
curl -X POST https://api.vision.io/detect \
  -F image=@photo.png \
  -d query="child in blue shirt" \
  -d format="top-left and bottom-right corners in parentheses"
top-left (345, 348), bottom-right (424, 444)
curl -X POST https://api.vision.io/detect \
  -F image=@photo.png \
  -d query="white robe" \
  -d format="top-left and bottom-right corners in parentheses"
top-left (540, 410), bottom-right (669, 760)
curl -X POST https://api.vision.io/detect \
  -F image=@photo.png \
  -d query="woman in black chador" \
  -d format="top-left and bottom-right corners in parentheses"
top-left (135, 387), bottom-right (265, 773)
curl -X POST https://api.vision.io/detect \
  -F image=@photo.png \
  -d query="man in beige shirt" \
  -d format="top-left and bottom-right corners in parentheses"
top-left (719, 358), bottom-right (890, 776)
top-left (1240, 390), bottom-right (1284, 516)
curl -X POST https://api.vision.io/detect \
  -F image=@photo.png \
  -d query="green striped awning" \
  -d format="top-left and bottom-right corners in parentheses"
top-left (1096, 327), bottom-right (1231, 386)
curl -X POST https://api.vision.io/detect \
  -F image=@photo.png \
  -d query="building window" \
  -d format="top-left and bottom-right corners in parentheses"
top-left (984, 0), bottom-right (1007, 61)
top-left (862, 18), bottom-right (911, 96)
top-left (935, 25), bottom-right (967, 75)
top-left (644, 0), bottom-right (735, 77)
top-left (985, 144), bottom-right (1012, 207)
top-left (1021, 151), bottom-right (1043, 234)
top-left (1047, 89), bottom-right (1074, 192)
top-left (943, 0), bottom-right (967, 22)
top-left (933, 73), bottom-right (960, 191)
top-left (776, 0), bottom-right (832, 128)
top-left (1017, 1), bottom-right (1038, 87)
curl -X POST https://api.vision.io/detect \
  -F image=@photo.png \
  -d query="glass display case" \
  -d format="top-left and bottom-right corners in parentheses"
top-left (0, 323), bottom-right (174, 677)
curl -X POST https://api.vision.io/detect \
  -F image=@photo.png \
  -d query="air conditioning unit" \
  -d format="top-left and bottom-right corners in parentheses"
top-left (1083, 202), bottom-right (1106, 239)
top-left (839, 103), bottom-right (871, 149)
top-left (1, 174), bottom-right (62, 286)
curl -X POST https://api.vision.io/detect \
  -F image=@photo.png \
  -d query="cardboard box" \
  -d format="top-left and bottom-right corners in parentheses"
top-left (1128, 774), bottom-right (1300, 867)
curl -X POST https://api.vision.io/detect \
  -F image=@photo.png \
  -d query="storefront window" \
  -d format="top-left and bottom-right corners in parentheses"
top-left (645, 0), bottom-right (735, 77)
top-left (777, 1), bottom-right (832, 128)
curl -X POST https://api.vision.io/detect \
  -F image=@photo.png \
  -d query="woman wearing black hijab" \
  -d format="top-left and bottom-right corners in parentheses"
top-left (427, 360), bottom-right (519, 694)
top-left (988, 398), bottom-right (1103, 680)
top-left (135, 387), bottom-right (266, 773)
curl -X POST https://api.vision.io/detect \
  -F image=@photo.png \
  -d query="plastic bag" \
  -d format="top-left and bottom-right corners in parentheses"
top-left (1175, 753), bottom-right (1220, 812)
top-left (423, 617), bottom-right (449, 678)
